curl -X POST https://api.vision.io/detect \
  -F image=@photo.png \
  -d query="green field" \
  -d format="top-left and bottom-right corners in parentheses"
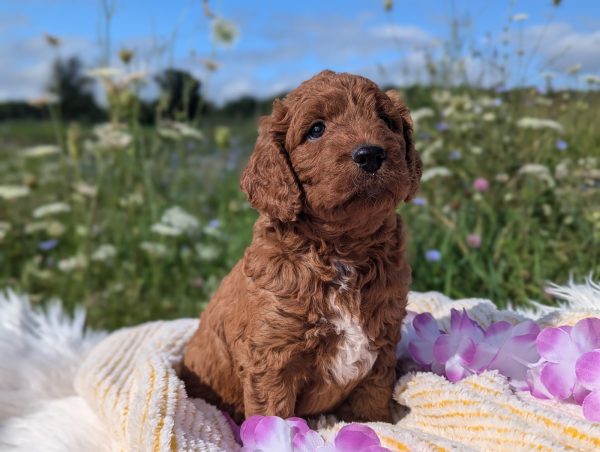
top-left (1, 85), bottom-right (599, 330)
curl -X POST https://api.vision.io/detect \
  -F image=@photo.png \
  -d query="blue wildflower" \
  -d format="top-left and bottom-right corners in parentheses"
top-left (207, 219), bottom-right (221, 229)
top-left (425, 249), bottom-right (442, 262)
top-left (38, 239), bottom-right (58, 251)
top-left (555, 139), bottom-right (568, 151)
top-left (436, 121), bottom-right (449, 132)
top-left (412, 197), bottom-right (427, 206)
top-left (449, 149), bottom-right (462, 161)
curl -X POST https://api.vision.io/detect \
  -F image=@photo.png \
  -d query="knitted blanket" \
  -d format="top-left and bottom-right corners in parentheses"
top-left (2, 282), bottom-right (600, 451)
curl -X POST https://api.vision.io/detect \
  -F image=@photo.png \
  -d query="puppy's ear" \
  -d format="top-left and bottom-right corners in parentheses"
top-left (386, 89), bottom-right (423, 201)
top-left (240, 100), bottom-right (303, 222)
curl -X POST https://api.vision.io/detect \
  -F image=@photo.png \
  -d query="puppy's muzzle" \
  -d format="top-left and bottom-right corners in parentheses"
top-left (352, 146), bottom-right (386, 173)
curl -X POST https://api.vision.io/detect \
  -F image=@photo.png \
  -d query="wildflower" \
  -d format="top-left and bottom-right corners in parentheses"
top-left (57, 254), bottom-right (88, 272)
top-left (436, 121), bottom-right (449, 132)
top-left (0, 222), bottom-right (11, 242)
top-left (211, 18), bottom-right (239, 47)
top-left (472, 177), bottom-right (489, 192)
top-left (517, 164), bottom-right (555, 187)
top-left (75, 182), bottom-right (98, 198)
top-left (207, 219), bottom-right (221, 229)
top-left (87, 67), bottom-right (123, 79)
top-left (118, 48), bottom-right (134, 65)
top-left (119, 192), bottom-right (144, 207)
top-left (555, 139), bottom-right (568, 151)
top-left (21, 145), bottom-right (61, 159)
top-left (140, 241), bottom-right (169, 258)
top-left (449, 149), bottom-right (462, 161)
top-left (582, 74), bottom-right (600, 85)
top-left (411, 197), bottom-right (427, 206)
top-left (482, 112), bottom-right (496, 122)
top-left (214, 126), bottom-right (231, 150)
top-left (425, 249), bottom-right (442, 262)
top-left (157, 122), bottom-right (204, 141)
top-left (46, 221), bottom-right (66, 237)
top-left (86, 123), bottom-right (132, 150)
top-left (566, 64), bottom-right (582, 75)
top-left (38, 239), bottom-right (59, 251)
top-left (512, 13), bottom-right (528, 21)
top-left (470, 146), bottom-right (483, 155)
top-left (25, 221), bottom-right (48, 235)
top-left (33, 202), bottom-right (71, 219)
top-left (195, 244), bottom-right (221, 261)
top-left (152, 206), bottom-right (199, 237)
top-left (495, 173), bottom-right (509, 183)
top-left (467, 234), bottom-right (481, 248)
top-left (0, 185), bottom-right (30, 200)
top-left (91, 244), bottom-right (117, 262)
top-left (410, 107), bottom-right (434, 124)
top-left (421, 166), bottom-right (452, 182)
top-left (517, 117), bottom-right (564, 133)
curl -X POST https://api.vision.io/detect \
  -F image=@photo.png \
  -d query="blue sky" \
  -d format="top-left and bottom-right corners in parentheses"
top-left (1, 0), bottom-right (599, 103)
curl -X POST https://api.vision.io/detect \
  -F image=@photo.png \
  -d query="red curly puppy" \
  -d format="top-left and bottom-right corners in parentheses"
top-left (181, 70), bottom-right (422, 423)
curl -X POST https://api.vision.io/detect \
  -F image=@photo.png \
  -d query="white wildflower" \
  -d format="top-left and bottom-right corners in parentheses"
top-left (47, 221), bottom-right (66, 237)
top-left (517, 117), bottom-right (564, 133)
top-left (152, 206), bottom-right (199, 237)
top-left (582, 74), bottom-right (600, 85)
top-left (140, 241), bottom-right (169, 257)
top-left (91, 244), bottom-right (117, 262)
top-left (21, 145), bottom-right (61, 158)
top-left (512, 13), bottom-right (528, 21)
top-left (211, 18), bottom-right (239, 47)
top-left (555, 159), bottom-right (571, 180)
top-left (482, 112), bottom-right (496, 122)
top-left (86, 123), bottom-right (133, 151)
top-left (195, 243), bottom-right (221, 261)
top-left (87, 67), bottom-right (123, 79)
top-left (58, 254), bottom-right (88, 272)
top-left (25, 221), bottom-right (48, 234)
top-left (421, 166), bottom-right (452, 182)
top-left (0, 222), bottom-right (10, 242)
top-left (119, 192), bottom-right (144, 207)
top-left (75, 182), bottom-right (98, 197)
top-left (410, 107), bottom-right (434, 124)
top-left (157, 121), bottom-right (204, 141)
top-left (33, 202), bottom-right (71, 218)
top-left (0, 185), bottom-right (30, 200)
top-left (517, 164), bottom-right (555, 187)
top-left (420, 139), bottom-right (443, 165)
top-left (470, 146), bottom-right (483, 155)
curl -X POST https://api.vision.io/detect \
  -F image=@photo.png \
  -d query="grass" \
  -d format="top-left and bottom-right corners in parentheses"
top-left (1, 86), bottom-right (599, 330)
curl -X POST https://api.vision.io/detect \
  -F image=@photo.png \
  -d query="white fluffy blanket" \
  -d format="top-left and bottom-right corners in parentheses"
top-left (2, 282), bottom-right (600, 451)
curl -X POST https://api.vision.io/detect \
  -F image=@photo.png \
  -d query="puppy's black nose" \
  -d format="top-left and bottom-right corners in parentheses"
top-left (352, 146), bottom-right (386, 173)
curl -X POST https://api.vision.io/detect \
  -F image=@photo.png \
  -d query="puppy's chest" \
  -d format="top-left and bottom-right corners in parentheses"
top-left (314, 262), bottom-right (377, 387)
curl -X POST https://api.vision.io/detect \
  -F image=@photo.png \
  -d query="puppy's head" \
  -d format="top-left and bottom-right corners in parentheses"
top-left (241, 70), bottom-right (422, 224)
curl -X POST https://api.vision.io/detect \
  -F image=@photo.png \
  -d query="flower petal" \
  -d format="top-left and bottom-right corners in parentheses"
top-left (576, 350), bottom-right (600, 391)
top-left (408, 339), bottom-right (435, 366)
top-left (334, 424), bottom-right (381, 450)
top-left (445, 356), bottom-right (470, 382)
top-left (240, 415), bottom-right (262, 448)
top-left (293, 429), bottom-right (325, 452)
top-left (582, 391), bottom-right (600, 422)
top-left (540, 362), bottom-right (576, 400)
top-left (286, 417), bottom-right (310, 436)
top-left (413, 312), bottom-right (441, 340)
top-left (433, 334), bottom-right (458, 363)
top-left (571, 318), bottom-right (600, 354)
top-left (484, 321), bottom-right (513, 348)
top-left (252, 416), bottom-right (293, 451)
top-left (527, 363), bottom-right (553, 399)
top-left (573, 382), bottom-right (591, 405)
top-left (537, 327), bottom-right (577, 363)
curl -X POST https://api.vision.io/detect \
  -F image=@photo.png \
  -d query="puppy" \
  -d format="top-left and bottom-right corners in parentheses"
top-left (181, 70), bottom-right (422, 423)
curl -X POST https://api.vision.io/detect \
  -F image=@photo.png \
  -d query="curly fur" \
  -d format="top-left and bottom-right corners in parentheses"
top-left (181, 70), bottom-right (423, 423)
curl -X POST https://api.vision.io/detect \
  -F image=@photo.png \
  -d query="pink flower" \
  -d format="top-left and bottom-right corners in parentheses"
top-left (433, 309), bottom-right (484, 382)
top-left (471, 320), bottom-right (540, 390)
top-left (240, 416), bottom-right (390, 451)
top-left (532, 318), bottom-right (600, 401)
top-left (407, 313), bottom-right (444, 374)
top-left (467, 233), bottom-right (482, 248)
top-left (472, 177), bottom-right (489, 192)
top-left (576, 350), bottom-right (600, 422)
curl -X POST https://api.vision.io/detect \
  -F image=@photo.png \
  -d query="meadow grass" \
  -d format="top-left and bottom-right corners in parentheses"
top-left (1, 86), bottom-right (599, 330)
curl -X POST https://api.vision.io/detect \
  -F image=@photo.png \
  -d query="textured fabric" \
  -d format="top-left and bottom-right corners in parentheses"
top-left (69, 287), bottom-right (600, 452)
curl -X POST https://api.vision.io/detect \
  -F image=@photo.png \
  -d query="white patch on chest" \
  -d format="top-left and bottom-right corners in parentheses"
top-left (332, 261), bottom-right (354, 292)
top-left (327, 299), bottom-right (377, 386)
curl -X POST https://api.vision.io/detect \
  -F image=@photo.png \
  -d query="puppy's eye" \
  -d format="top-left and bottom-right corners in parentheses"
top-left (307, 121), bottom-right (326, 140)
top-left (380, 114), bottom-right (397, 131)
